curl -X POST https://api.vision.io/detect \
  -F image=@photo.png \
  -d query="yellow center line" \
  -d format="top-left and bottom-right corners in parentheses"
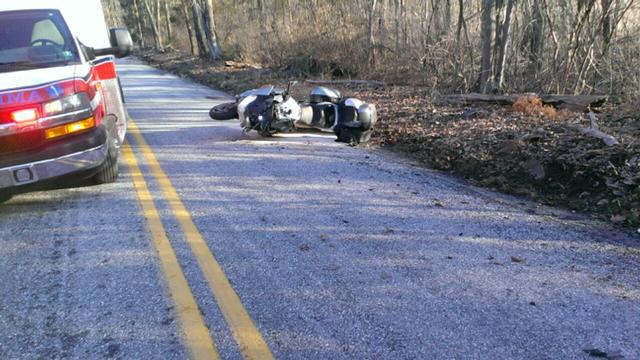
top-left (122, 143), bottom-right (220, 360)
top-left (127, 119), bottom-right (275, 360)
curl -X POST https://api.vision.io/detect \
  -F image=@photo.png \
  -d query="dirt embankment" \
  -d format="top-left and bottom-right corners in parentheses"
top-left (136, 50), bottom-right (640, 230)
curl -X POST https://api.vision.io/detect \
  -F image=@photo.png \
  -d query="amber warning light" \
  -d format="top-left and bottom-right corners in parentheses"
top-left (45, 117), bottom-right (95, 140)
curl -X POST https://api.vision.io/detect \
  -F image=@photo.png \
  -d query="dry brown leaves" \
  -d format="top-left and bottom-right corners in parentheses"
top-left (370, 89), bottom-right (639, 228)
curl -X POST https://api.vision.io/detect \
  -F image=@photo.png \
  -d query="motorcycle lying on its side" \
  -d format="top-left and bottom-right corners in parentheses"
top-left (209, 82), bottom-right (377, 144)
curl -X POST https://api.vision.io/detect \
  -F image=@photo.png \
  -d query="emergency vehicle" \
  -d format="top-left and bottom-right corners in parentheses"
top-left (0, 0), bottom-right (132, 200)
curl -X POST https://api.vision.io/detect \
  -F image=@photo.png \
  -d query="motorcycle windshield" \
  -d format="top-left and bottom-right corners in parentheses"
top-left (240, 86), bottom-right (273, 98)
top-left (239, 85), bottom-right (285, 98)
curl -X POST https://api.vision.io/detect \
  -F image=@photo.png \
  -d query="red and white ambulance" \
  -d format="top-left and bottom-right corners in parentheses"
top-left (0, 0), bottom-right (132, 201)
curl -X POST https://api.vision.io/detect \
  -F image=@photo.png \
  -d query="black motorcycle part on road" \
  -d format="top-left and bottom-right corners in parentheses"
top-left (335, 126), bottom-right (373, 144)
top-left (210, 102), bottom-right (239, 120)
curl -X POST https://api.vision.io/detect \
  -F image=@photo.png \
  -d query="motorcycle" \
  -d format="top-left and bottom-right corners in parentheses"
top-left (209, 82), bottom-right (377, 144)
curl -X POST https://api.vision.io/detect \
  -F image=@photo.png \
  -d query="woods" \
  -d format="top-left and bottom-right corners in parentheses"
top-left (102, 0), bottom-right (639, 99)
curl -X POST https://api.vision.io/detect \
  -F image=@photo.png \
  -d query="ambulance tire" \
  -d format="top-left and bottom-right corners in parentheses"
top-left (94, 138), bottom-right (119, 184)
top-left (0, 193), bottom-right (12, 204)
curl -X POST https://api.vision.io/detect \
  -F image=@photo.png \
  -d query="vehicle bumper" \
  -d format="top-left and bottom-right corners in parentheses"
top-left (0, 142), bottom-right (108, 191)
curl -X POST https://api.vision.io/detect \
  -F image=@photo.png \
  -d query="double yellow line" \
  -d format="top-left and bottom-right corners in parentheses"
top-left (124, 119), bottom-right (274, 360)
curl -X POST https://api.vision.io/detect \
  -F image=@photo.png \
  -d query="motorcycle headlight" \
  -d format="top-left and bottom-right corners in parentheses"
top-left (43, 93), bottom-right (91, 117)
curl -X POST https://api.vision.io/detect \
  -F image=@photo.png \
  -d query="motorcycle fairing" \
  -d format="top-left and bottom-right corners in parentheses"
top-left (238, 95), bottom-right (258, 130)
top-left (309, 86), bottom-right (341, 103)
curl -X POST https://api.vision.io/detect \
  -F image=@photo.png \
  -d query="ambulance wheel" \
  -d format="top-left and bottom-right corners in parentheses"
top-left (0, 193), bottom-right (12, 204)
top-left (209, 102), bottom-right (238, 120)
top-left (94, 138), bottom-right (119, 184)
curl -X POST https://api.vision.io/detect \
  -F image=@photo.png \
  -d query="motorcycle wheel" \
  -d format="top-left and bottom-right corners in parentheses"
top-left (209, 102), bottom-right (238, 120)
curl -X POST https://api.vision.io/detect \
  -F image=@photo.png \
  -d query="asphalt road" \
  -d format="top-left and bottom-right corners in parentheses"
top-left (1, 58), bottom-right (639, 360)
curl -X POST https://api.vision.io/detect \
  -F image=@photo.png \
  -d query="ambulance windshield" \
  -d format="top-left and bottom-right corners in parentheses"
top-left (0, 10), bottom-right (81, 73)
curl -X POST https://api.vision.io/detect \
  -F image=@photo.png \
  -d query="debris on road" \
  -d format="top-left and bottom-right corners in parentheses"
top-left (583, 347), bottom-right (625, 359)
top-left (299, 243), bottom-right (311, 252)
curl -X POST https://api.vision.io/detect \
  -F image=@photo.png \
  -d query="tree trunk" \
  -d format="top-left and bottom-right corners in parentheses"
top-left (191, 0), bottom-right (209, 57)
top-left (143, 0), bottom-right (162, 49)
top-left (455, 0), bottom-right (464, 46)
top-left (203, 0), bottom-right (222, 60)
top-left (155, 0), bottom-right (164, 47)
top-left (494, 0), bottom-right (515, 92)
top-left (492, 2), bottom-right (503, 79)
top-left (164, 0), bottom-right (173, 44)
top-left (528, 0), bottom-right (544, 74)
top-left (394, 0), bottom-right (401, 52)
top-left (479, 0), bottom-right (494, 94)
top-left (133, 0), bottom-right (146, 48)
top-left (180, 0), bottom-right (197, 55)
top-left (368, 0), bottom-right (378, 65)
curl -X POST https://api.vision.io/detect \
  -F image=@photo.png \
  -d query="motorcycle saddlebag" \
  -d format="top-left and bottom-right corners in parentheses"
top-left (333, 99), bottom-right (377, 144)
top-left (338, 99), bottom-right (377, 131)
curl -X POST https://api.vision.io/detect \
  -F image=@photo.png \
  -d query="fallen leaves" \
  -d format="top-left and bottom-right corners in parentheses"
top-left (512, 95), bottom-right (559, 120)
top-left (370, 88), bottom-right (639, 228)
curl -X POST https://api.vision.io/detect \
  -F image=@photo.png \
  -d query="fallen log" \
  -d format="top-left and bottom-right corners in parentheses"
top-left (305, 79), bottom-right (386, 87)
top-left (572, 112), bottom-right (619, 147)
top-left (438, 93), bottom-right (608, 111)
top-left (224, 60), bottom-right (262, 70)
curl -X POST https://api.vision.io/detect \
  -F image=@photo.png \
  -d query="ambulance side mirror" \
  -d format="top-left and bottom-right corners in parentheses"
top-left (109, 28), bottom-right (133, 58)
top-left (95, 28), bottom-right (133, 58)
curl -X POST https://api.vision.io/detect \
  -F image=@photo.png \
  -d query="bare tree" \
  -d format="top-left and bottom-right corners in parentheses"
top-left (368, 0), bottom-right (378, 65)
top-left (107, 0), bottom-right (640, 99)
top-left (164, 0), bottom-right (173, 44)
top-left (494, 0), bottom-right (516, 91)
top-left (142, 0), bottom-right (162, 49)
top-left (479, 0), bottom-right (494, 93)
top-left (202, 0), bottom-right (222, 59)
